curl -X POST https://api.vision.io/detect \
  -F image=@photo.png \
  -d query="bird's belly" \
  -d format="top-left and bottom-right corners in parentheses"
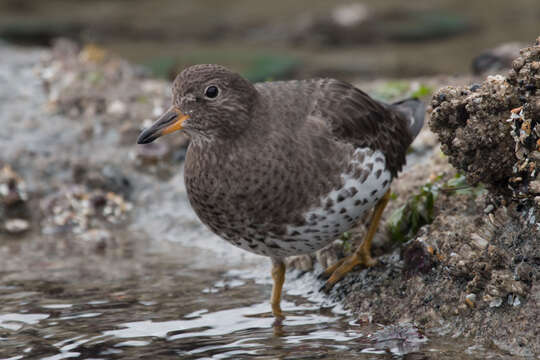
top-left (204, 148), bottom-right (392, 259)
top-left (268, 149), bottom-right (392, 256)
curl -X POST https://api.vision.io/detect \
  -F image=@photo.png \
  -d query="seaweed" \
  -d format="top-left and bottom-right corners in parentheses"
top-left (387, 173), bottom-right (485, 243)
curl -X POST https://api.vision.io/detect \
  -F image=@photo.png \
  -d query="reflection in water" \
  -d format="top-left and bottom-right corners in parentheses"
top-left (97, 274), bottom-right (374, 359)
top-left (105, 298), bottom-right (360, 345)
top-left (0, 313), bottom-right (49, 331)
top-left (104, 300), bottom-right (364, 358)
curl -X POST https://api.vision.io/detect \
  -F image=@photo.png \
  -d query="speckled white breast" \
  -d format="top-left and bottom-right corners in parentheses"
top-left (257, 148), bottom-right (392, 257)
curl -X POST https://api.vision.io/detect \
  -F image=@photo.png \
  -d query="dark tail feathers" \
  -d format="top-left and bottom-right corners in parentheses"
top-left (391, 98), bottom-right (425, 139)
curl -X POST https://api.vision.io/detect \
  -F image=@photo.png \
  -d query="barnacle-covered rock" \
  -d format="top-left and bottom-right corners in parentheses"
top-left (0, 164), bottom-right (31, 234)
top-left (71, 162), bottom-right (132, 199)
top-left (39, 40), bottom-right (167, 118)
top-left (0, 164), bottom-right (28, 207)
top-left (430, 77), bottom-right (517, 193)
top-left (430, 37), bottom-right (540, 200)
top-left (37, 39), bottom-right (190, 174)
top-left (37, 39), bottom-right (181, 143)
top-left (40, 186), bottom-right (132, 235)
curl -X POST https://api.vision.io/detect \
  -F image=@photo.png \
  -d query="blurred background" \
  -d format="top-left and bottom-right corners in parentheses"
top-left (1, 0), bottom-right (539, 81)
top-left (1, 1), bottom-right (540, 358)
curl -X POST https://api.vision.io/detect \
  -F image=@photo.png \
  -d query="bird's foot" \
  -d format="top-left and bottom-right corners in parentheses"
top-left (319, 251), bottom-right (377, 293)
top-left (246, 310), bottom-right (288, 320)
top-left (319, 190), bottom-right (390, 294)
top-left (270, 259), bottom-right (286, 323)
top-left (272, 302), bottom-right (285, 322)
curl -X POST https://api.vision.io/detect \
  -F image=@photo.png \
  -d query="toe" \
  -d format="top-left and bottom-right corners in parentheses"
top-left (319, 281), bottom-right (335, 294)
top-left (319, 257), bottom-right (346, 280)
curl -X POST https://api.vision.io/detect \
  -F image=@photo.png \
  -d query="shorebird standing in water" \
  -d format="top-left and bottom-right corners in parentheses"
top-left (138, 64), bottom-right (424, 321)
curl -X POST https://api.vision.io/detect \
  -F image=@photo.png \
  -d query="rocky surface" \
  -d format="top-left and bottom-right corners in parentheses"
top-left (333, 156), bottom-right (539, 357)
top-left (321, 37), bottom-right (540, 358)
top-left (0, 164), bottom-right (30, 235)
top-left (431, 37), bottom-right (540, 202)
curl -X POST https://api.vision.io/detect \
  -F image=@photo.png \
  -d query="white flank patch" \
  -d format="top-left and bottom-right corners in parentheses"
top-left (263, 148), bottom-right (392, 257)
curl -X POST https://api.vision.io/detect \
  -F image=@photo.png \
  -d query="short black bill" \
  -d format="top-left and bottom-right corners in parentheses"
top-left (137, 107), bottom-right (188, 144)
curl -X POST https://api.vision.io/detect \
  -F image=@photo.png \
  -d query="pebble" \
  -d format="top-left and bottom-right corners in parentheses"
top-left (402, 239), bottom-right (436, 275)
top-left (529, 151), bottom-right (540, 161)
top-left (0, 165), bottom-right (28, 206)
top-left (316, 240), bottom-right (342, 269)
top-left (512, 58), bottom-right (525, 71)
top-left (507, 294), bottom-right (522, 307)
top-left (528, 180), bottom-right (540, 193)
top-left (515, 262), bottom-right (534, 282)
top-left (40, 187), bottom-right (132, 234)
top-left (488, 270), bottom-right (527, 297)
top-left (286, 254), bottom-right (313, 271)
top-left (470, 233), bottom-right (489, 249)
top-left (489, 297), bottom-right (503, 308)
top-left (465, 293), bottom-right (476, 308)
top-left (4, 218), bottom-right (30, 234)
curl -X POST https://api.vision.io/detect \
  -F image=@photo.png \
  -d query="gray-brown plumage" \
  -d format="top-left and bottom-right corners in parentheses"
top-left (137, 64), bottom-right (424, 320)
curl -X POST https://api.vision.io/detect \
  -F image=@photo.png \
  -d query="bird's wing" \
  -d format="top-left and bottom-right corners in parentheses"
top-left (310, 79), bottom-right (413, 175)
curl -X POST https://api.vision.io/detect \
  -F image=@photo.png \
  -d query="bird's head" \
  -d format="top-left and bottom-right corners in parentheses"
top-left (137, 64), bottom-right (258, 144)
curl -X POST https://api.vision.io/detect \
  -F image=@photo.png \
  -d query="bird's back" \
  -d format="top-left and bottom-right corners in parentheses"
top-left (255, 78), bottom-right (422, 176)
top-left (185, 78), bottom-right (423, 257)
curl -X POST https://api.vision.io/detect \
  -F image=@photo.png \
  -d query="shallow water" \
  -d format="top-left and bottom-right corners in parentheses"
top-left (0, 255), bottom-right (498, 360)
top-left (0, 227), bottom-right (511, 360)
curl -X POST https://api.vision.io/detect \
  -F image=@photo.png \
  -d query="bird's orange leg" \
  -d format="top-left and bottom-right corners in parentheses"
top-left (271, 259), bottom-right (286, 321)
top-left (321, 189), bottom-right (391, 293)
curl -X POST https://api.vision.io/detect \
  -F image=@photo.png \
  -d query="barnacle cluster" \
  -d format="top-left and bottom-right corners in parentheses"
top-left (40, 186), bottom-right (132, 235)
top-left (430, 37), bottom-right (540, 202)
top-left (38, 39), bottom-right (170, 125)
top-left (505, 39), bottom-right (540, 202)
top-left (0, 164), bottom-right (30, 234)
top-left (0, 165), bottom-right (27, 207)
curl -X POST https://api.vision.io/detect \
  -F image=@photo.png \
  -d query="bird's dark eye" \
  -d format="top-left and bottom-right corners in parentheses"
top-left (204, 85), bottom-right (219, 98)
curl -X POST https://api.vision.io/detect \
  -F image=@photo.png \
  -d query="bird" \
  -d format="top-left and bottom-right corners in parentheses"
top-left (137, 64), bottom-right (424, 321)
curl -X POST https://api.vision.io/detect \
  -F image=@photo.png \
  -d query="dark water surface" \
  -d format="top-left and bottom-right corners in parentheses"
top-left (0, 240), bottom-right (502, 360)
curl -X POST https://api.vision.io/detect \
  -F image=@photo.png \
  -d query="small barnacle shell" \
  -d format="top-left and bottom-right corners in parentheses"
top-left (515, 144), bottom-right (528, 159)
top-left (534, 124), bottom-right (540, 138)
top-left (517, 159), bottom-right (529, 172)
top-left (509, 176), bottom-right (523, 183)
top-left (521, 119), bottom-right (532, 135)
